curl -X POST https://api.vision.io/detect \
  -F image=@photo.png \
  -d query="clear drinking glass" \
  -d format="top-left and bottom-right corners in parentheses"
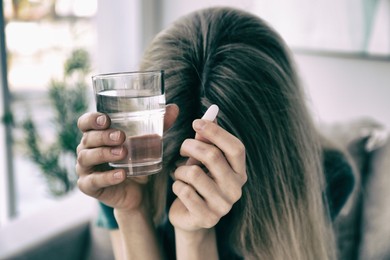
top-left (92, 71), bottom-right (165, 176)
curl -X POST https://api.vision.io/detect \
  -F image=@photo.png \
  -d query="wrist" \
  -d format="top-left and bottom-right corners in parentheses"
top-left (113, 206), bottom-right (162, 260)
top-left (174, 228), bottom-right (218, 260)
top-left (114, 206), bottom-right (149, 221)
top-left (113, 207), bottom-right (156, 236)
top-left (174, 227), bottom-right (216, 247)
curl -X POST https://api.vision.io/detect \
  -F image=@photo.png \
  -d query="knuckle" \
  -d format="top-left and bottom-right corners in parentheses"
top-left (77, 178), bottom-right (86, 192)
top-left (203, 213), bottom-right (219, 228)
top-left (180, 185), bottom-right (193, 200)
top-left (81, 132), bottom-right (88, 147)
top-left (187, 166), bottom-right (202, 183)
top-left (77, 116), bottom-right (83, 131)
top-left (75, 163), bottom-right (82, 177)
top-left (180, 139), bottom-right (192, 153)
top-left (241, 173), bottom-right (248, 184)
top-left (191, 219), bottom-right (203, 229)
top-left (77, 150), bottom-right (86, 166)
top-left (206, 147), bottom-right (222, 162)
top-left (204, 123), bottom-right (218, 137)
top-left (76, 144), bottom-right (82, 155)
top-left (78, 112), bottom-right (93, 131)
top-left (202, 221), bottom-right (213, 229)
top-left (182, 138), bottom-right (191, 146)
top-left (230, 188), bottom-right (242, 203)
top-left (233, 142), bottom-right (246, 158)
top-left (216, 200), bottom-right (232, 216)
top-left (77, 175), bottom-right (100, 197)
top-left (88, 175), bottom-right (98, 189)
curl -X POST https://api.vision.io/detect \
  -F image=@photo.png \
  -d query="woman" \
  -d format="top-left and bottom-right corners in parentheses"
top-left (77, 7), bottom-right (353, 259)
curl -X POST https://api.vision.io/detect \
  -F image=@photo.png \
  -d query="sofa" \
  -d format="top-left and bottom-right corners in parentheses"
top-left (0, 118), bottom-right (389, 260)
top-left (321, 118), bottom-right (390, 260)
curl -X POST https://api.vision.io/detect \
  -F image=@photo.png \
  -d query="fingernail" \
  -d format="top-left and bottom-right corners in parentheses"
top-left (97, 115), bottom-right (106, 126)
top-left (193, 119), bottom-right (206, 130)
top-left (109, 131), bottom-right (120, 141)
top-left (113, 171), bottom-right (124, 179)
top-left (111, 147), bottom-right (123, 155)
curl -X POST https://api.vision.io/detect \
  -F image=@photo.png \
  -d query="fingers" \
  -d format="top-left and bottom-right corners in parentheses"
top-left (76, 112), bottom-right (126, 180)
top-left (174, 166), bottom-right (236, 214)
top-left (78, 129), bottom-right (126, 152)
top-left (172, 180), bottom-right (220, 228)
top-left (76, 127), bottom-right (127, 177)
top-left (192, 119), bottom-right (246, 178)
top-left (185, 105), bottom-right (218, 166)
top-left (172, 180), bottom-right (208, 215)
top-left (173, 119), bottom-right (247, 227)
top-left (77, 146), bottom-right (127, 174)
top-left (77, 112), bottom-right (111, 132)
top-left (78, 103), bottom-right (178, 134)
top-left (77, 168), bottom-right (126, 196)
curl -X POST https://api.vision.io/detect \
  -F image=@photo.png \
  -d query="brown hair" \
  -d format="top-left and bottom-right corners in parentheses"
top-left (142, 7), bottom-right (336, 259)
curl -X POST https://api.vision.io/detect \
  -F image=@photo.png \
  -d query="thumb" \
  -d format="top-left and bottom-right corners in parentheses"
top-left (164, 104), bottom-right (179, 132)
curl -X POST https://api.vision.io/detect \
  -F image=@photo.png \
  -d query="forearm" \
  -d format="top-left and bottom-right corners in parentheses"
top-left (174, 228), bottom-right (219, 260)
top-left (110, 229), bottom-right (125, 260)
top-left (114, 209), bottom-right (164, 260)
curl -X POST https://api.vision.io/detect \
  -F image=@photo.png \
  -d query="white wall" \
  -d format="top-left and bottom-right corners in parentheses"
top-left (96, 0), bottom-right (162, 74)
top-left (96, 0), bottom-right (141, 73)
top-left (294, 53), bottom-right (390, 128)
top-left (158, 0), bottom-right (256, 30)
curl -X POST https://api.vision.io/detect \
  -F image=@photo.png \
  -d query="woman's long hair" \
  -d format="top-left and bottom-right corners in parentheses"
top-left (142, 7), bottom-right (336, 259)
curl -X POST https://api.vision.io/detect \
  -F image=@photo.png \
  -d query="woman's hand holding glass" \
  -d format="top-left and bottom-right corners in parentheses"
top-left (75, 104), bottom-right (179, 214)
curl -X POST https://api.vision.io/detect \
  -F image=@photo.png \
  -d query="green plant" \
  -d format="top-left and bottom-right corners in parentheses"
top-left (23, 49), bottom-right (90, 196)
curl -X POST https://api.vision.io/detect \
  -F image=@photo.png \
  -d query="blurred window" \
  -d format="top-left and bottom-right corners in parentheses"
top-left (1, 0), bottom-right (97, 224)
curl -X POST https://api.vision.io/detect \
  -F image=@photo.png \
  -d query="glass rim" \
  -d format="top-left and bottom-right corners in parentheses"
top-left (92, 70), bottom-right (164, 80)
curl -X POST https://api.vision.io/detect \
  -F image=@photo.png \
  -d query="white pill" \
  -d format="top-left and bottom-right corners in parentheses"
top-left (201, 104), bottom-right (219, 121)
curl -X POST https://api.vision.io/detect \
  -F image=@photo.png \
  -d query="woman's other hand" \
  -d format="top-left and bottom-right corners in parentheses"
top-left (169, 119), bottom-right (247, 232)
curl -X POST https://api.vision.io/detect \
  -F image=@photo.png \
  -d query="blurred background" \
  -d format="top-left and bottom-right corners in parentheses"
top-left (0, 0), bottom-right (389, 258)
